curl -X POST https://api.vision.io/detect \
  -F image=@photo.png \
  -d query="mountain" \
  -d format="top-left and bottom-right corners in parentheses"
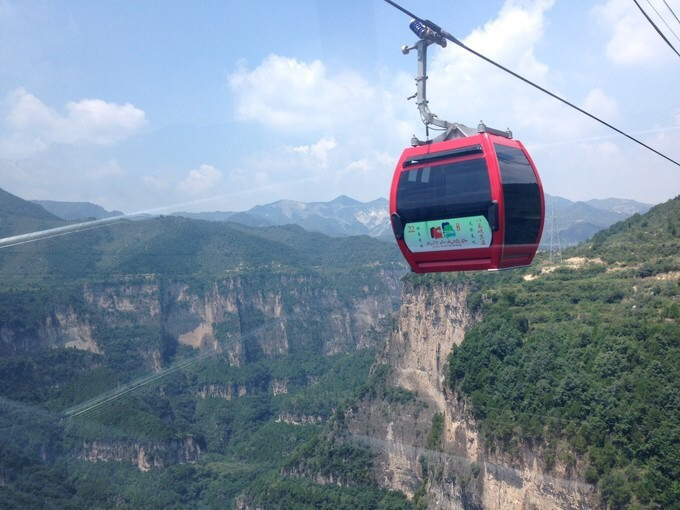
top-left (31, 199), bottom-right (124, 221)
top-left (542, 194), bottom-right (652, 247)
top-left (584, 197), bottom-right (652, 215)
top-left (175, 194), bottom-right (652, 248)
top-left (304, 195), bottom-right (677, 510)
top-left (250, 195), bottom-right (391, 238)
top-left (174, 195), bottom-right (392, 240)
top-left (0, 188), bottom-right (410, 508)
top-left (0, 187), bottom-right (65, 237)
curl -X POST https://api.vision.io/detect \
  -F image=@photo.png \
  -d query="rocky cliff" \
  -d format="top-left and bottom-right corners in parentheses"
top-left (0, 271), bottom-right (402, 366)
top-left (77, 436), bottom-right (202, 472)
top-left (345, 279), bottom-right (597, 509)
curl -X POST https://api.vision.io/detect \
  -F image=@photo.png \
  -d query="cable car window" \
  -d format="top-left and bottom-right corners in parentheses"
top-left (396, 157), bottom-right (492, 224)
top-left (495, 144), bottom-right (541, 246)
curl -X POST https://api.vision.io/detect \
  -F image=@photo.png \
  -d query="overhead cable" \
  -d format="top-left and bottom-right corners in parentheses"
top-left (663, 0), bottom-right (680, 25)
top-left (645, 0), bottom-right (680, 43)
top-left (383, 0), bottom-right (680, 169)
top-left (633, 0), bottom-right (680, 57)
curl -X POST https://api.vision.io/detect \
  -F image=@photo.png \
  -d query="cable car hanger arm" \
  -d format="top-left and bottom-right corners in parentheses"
top-left (384, 0), bottom-right (680, 168)
top-left (401, 19), bottom-right (509, 144)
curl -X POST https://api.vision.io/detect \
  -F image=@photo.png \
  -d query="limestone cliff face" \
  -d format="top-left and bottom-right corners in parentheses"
top-left (346, 279), bottom-right (596, 510)
top-left (1, 271), bottom-right (401, 368)
top-left (1, 307), bottom-right (101, 355)
top-left (77, 436), bottom-right (202, 472)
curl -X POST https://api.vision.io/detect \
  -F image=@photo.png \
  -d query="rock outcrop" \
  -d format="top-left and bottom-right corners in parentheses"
top-left (0, 271), bottom-right (402, 367)
top-left (346, 279), bottom-right (596, 509)
top-left (78, 436), bottom-right (202, 472)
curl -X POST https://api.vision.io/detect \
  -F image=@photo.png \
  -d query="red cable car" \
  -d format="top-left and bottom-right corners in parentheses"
top-left (389, 131), bottom-right (545, 273)
top-left (389, 20), bottom-right (545, 273)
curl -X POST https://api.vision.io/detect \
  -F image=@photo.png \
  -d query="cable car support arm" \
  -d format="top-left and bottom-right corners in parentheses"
top-left (402, 19), bottom-right (511, 145)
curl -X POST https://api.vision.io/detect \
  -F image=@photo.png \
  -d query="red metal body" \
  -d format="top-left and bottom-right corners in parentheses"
top-left (389, 133), bottom-right (545, 273)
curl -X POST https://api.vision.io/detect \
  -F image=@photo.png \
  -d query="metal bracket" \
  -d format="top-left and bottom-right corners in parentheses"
top-left (403, 24), bottom-right (511, 145)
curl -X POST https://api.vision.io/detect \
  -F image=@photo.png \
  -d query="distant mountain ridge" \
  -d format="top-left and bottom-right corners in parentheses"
top-left (175, 193), bottom-right (652, 247)
top-left (31, 200), bottom-right (123, 221)
top-left (543, 194), bottom-right (652, 247)
top-left (5, 189), bottom-right (652, 247)
top-left (174, 195), bottom-right (392, 240)
top-left (0, 188), bottom-right (64, 237)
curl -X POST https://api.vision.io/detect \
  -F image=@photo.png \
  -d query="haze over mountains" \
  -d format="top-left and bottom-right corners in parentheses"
top-left (172, 193), bottom-right (653, 247)
top-left (31, 200), bottom-right (123, 221)
top-left (174, 195), bottom-right (392, 239)
top-left (2, 187), bottom-right (653, 250)
top-left (6, 189), bottom-right (653, 250)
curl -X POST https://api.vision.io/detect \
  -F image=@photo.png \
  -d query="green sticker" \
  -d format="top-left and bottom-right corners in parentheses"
top-left (403, 215), bottom-right (492, 253)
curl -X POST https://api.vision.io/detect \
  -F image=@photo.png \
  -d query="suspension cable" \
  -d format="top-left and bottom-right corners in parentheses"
top-left (662, 0), bottom-right (680, 25)
top-left (634, 0), bottom-right (680, 56)
top-left (644, 0), bottom-right (680, 44)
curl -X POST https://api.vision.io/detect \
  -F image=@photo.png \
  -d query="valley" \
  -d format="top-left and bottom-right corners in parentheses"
top-left (0, 189), bottom-right (678, 509)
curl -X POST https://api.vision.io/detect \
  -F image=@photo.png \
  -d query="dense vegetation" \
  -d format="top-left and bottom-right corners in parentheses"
top-left (0, 347), bottom-right (413, 508)
top-left (0, 213), bottom-right (403, 286)
top-left (0, 187), bottom-right (65, 238)
top-left (446, 196), bottom-right (680, 509)
top-left (0, 190), bottom-right (409, 508)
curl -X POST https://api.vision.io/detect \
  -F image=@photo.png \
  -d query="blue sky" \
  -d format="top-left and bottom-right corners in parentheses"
top-left (1, 0), bottom-right (679, 213)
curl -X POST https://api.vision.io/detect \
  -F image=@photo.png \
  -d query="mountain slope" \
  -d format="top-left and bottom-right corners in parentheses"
top-left (31, 199), bottom-right (123, 220)
top-left (175, 196), bottom-right (393, 240)
top-left (0, 187), bottom-right (65, 237)
top-left (0, 189), bottom-right (410, 508)
top-left (444, 195), bottom-right (680, 508)
top-left (298, 196), bottom-right (678, 509)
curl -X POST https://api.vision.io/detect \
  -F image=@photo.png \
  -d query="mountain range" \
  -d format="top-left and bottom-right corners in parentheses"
top-left (173, 195), bottom-right (392, 239)
top-left (30, 199), bottom-right (123, 221)
top-left (4, 189), bottom-right (652, 250)
top-left (173, 193), bottom-right (651, 247)
top-left (543, 194), bottom-right (652, 247)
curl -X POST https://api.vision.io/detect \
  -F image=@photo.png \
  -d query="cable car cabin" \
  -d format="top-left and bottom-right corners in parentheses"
top-left (390, 132), bottom-right (545, 273)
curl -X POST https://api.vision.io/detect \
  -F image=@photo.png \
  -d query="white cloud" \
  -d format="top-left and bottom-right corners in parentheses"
top-left (177, 164), bottom-right (222, 195)
top-left (290, 137), bottom-right (337, 166)
top-left (582, 88), bottom-right (619, 120)
top-left (229, 55), bottom-right (377, 132)
top-left (142, 175), bottom-right (171, 191)
top-left (226, 54), bottom-right (411, 204)
top-left (227, 54), bottom-right (412, 147)
top-left (463, 0), bottom-right (553, 81)
top-left (0, 88), bottom-right (146, 158)
top-left (421, 0), bottom-right (567, 142)
top-left (341, 151), bottom-right (394, 178)
top-left (594, 0), bottom-right (676, 66)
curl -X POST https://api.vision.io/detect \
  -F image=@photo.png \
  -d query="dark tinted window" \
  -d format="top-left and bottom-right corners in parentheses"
top-left (495, 144), bottom-right (542, 246)
top-left (396, 158), bottom-right (492, 223)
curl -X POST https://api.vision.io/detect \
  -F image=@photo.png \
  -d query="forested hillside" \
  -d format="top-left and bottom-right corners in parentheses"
top-left (239, 198), bottom-right (678, 509)
top-left (447, 196), bottom-right (680, 508)
top-left (0, 189), bottom-right (411, 508)
top-left (0, 187), bottom-right (65, 237)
